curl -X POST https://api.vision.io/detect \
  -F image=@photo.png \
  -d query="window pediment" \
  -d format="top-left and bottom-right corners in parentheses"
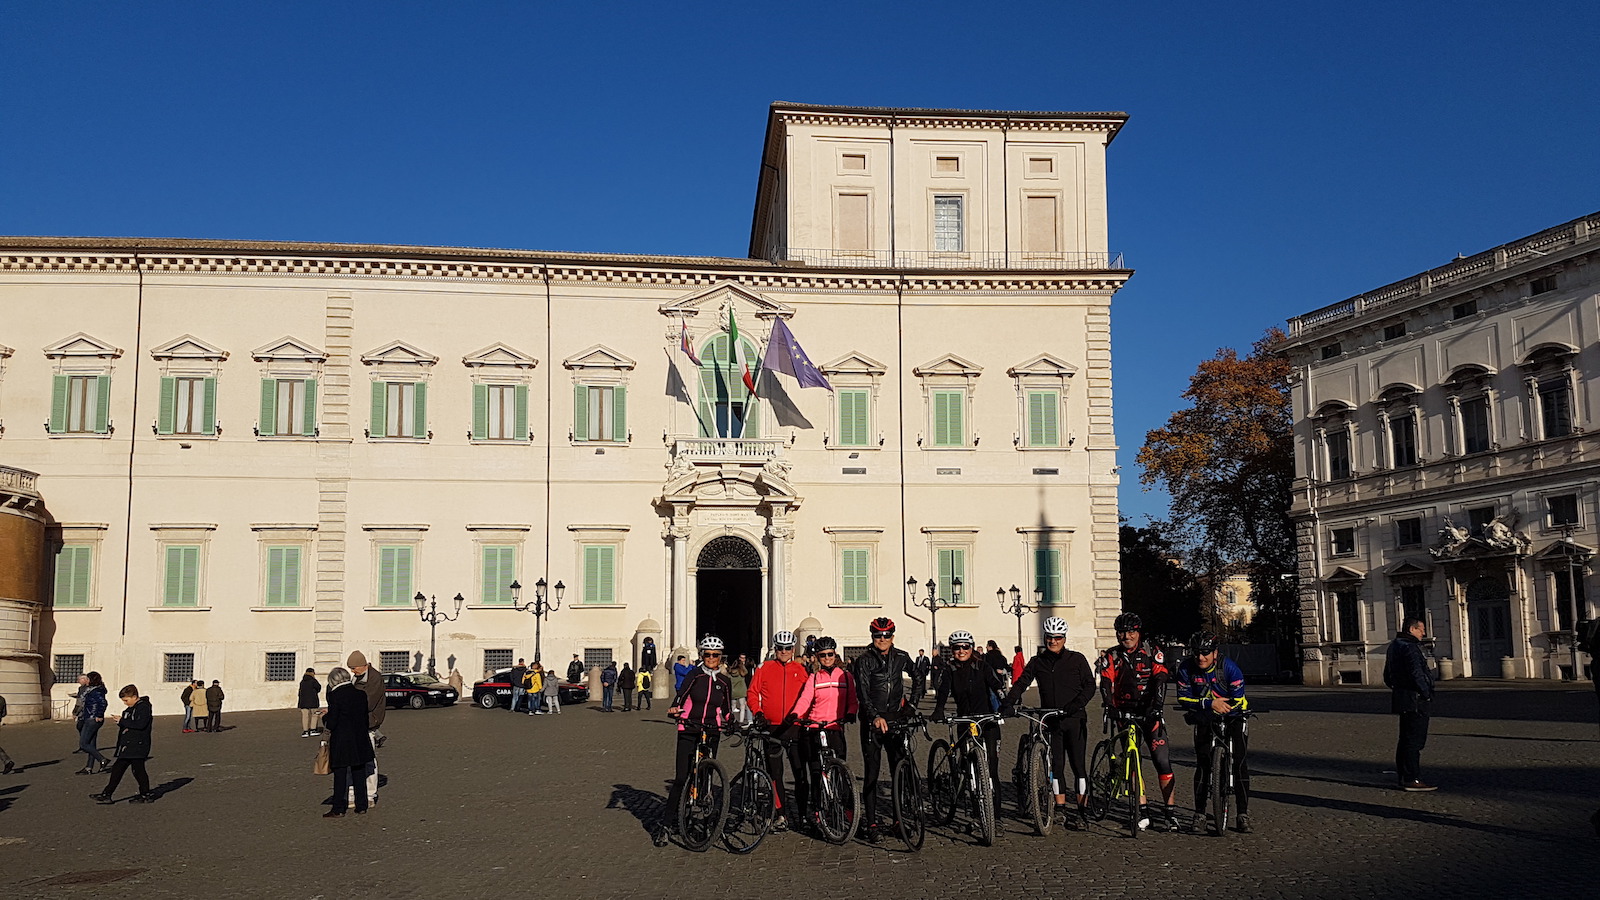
top-left (150, 334), bottom-right (228, 362)
top-left (252, 336), bottom-right (327, 363)
top-left (821, 352), bottom-right (887, 377)
top-left (1375, 382), bottom-right (1421, 404)
top-left (564, 345), bottom-right (636, 371)
top-left (658, 280), bottom-right (795, 320)
top-left (1518, 343), bottom-right (1577, 369)
top-left (1384, 559), bottom-right (1434, 578)
top-left (1007, 353), bottom-right (1078, 380)
top-left (44, 332), bottom-right (122, 359)
top-left (1445, 363), bottom-right (1495, 386)
top-left (1322, 565), bottom-right (1365, 583)
top-left (361, 341), bottom-right (438, 367)
top-left (913, 353), bottom-right (983, 379)
top-left (1313, 400), bottom-right (1355, 420)
top-left (463, 342), bottom-right (538, 369)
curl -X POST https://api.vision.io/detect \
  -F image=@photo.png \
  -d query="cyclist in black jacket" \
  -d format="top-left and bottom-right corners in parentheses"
top-left (933, 630), bottom-right (1004, 818)
top-left (1002, 616), bottom-right (1096, 825)
top-left (851, 616), bottom-right (913, 842)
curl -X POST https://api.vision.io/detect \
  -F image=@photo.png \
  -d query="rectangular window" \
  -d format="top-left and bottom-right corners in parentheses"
top-left (480, 544), bottom-right (517, 605)
top-left (932, 390), bottom-right (965, 447)
top-left (260, 378), bottom-right (316, 437)
top-left (583, 648), bottom-right (614, 669)
top-left (53, 374), bottom-right (110, 434)
top-left (1460, 396), bottom-right (1491, 453)
top-left (1023, 196), bottom-right (1058, 252)
top-left (1467, 506), bottom-right (1496, 536)
top-left (1539, 379), bottom-right (1572, 438)
top-left (263, 545), bottom-right (302, 607)
top-left (934, 156), bottom-right (960, 173)
top-left (837, 389), bottom-right (870, 447)
top-left (53, 544), bottom-right (94, 607)
top-left (174, 377), bottom-right (209, 435)
top-left (1383, 323), bottom-right (1407, 341)
top-left (1325, 428), bottom-right (1352, 480)
top-left (376, 545), bottom-right (415, 607)
top-left (1320, 343), bottom-right (1342, 360)
top-left (1452, 300), bottom-right (1477, 319)
top-left (573, 384), bottom-right (626, 442)
top-left (1554, 569), bottom-right (1584, 631)
top-left (483, 649), bottom-right (513, 674)
top-left (582, 544), bottom-right (617, 605)
top-left (479, 383), bottom-right (522, 441)
top-left (1335, 589), bottom-right (1360, 642)
top-left (1396, 517), bottom-right (1423, 547)
top-left (163, 653), bottom-right (195, 683)
top-left (1390, 414), bottom-right (1418, 467)
top-left (162, 545), bottom-right (201, 607)
top-left (936, 547), bottom-right (966, 606)
top-left (1530, 274), bottom-right (1557, 295)
top-left (933, 195), bottom-right (964, 251)
top-left (837, 193), bottom-right (870, 251)
top-left (1548, 494), bottom-right (1580, 528)
top-left (54, 653), bottom-right (85, 684)
top-left (1027, 390), bottom-right (1060, 447)
top-left (1034, 547), bottom-right (1064, 605)
top-left (1330, 527), bottom-right (1355, 556)
top-left (1398, 584), bottom-right (1425, 624)
top-left (265, 651), bottom-right (297, 682)
top-left (372, 381), bottom-right (426, 439)
top-left (379, 650), bottom-right (411, 674)
top-left (839, 547), bottom-right (871, 605)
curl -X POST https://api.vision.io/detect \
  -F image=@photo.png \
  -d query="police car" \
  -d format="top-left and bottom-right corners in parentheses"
top-left (383, 672), bottom-right (459, 709)
top-left (473, 669), bottom-right (590, 708)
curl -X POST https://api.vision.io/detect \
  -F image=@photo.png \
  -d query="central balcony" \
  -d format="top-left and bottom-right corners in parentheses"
top-left (671, 437), bottom-right (784, 464)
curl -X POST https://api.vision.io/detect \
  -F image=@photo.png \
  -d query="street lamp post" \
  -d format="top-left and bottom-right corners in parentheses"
top-left (908, 575), bottom-right (961, 648)
top-left (998, 583), bottom-right (1043, 653)
top-left (1558, 524), bottom-right (1588, 682)
top-left (512, 577), bottom-right (566, 665)
top-left (414, 591), bottom-right (464, 679)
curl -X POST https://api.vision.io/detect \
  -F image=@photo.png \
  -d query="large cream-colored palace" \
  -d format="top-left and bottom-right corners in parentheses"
top-left (0, 103), bottom-right (1131, 719)
top-left (1286, 210), bottom-right (1600, 686)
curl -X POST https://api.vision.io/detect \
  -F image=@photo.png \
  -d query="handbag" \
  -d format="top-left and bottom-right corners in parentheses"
top-left (313, 741), bottom-right (331, 776)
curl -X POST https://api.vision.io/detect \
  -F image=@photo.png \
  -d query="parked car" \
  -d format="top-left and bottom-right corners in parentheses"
top-left (383, 672), bottom-right (459, 709)
top-left (473, 669), bottom-right (590, 708)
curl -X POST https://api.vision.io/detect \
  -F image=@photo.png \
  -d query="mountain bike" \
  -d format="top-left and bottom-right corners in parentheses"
top-left (1087, 710), bottom-right (1145, 839)
top-left (884, 709), bottom-right (931, 851)
top-left (1194, 710), bottom-right (1257, 836)
top-left (721, 720), bottom-right (777, 853)
top-left (926, 712), bottom-right (1004, 845)
top-left (1011, 706), bottom-right (1079, 836)
top-left (668, 717), bottom-right (730, 852)
top-left (799, 719), bottom-right (858, 845)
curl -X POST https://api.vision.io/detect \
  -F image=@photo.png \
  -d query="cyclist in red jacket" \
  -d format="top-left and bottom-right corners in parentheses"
top-left (748, 630), bottom-right (811, 831)
top-left (1095, 612), bottom-right (1179, 832)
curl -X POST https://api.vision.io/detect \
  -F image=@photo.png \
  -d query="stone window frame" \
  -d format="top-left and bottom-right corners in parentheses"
top-left (252, 336), bottom-right (327, 441)
top-left (1019, 526), bottom-right (1074, 607)
top-left (569, 524), bottom-right (630, 608)
top-left (929, 190), bottom-right (970, 254)
top-left (467, 524), bottom-right (531, 608)
top-left (149, 524), bottom-right (216, 611)
top-left (563, 345), bottom-right (636, 446)
top-left (1373, 383), bottom-right (1422, 470)
top-left (1443, 364), bottom-right (1498, 456)
top-left (1536, 486), bottom-right (1585, 533)
top-left (251, 524), bottom-right (317, 612)
top-left (44, 332), bottom-right (123, 439)
top-left (464, 343), bottom-right (538, 444)
top-left (1518, 345), bottom-right (1580, 442)
top-left (149, 334), bottom-right (229, 441)
top-left (50, 523), bottom-right (109, 610)
top-left (1328, 526), bottom-right (1357, 558)
top-left (824, 527), bottom-right (884, 608)
top-left (361, 341), bottom-right (438, 443)
top-left (914, 355), bottom-right (982, 451)
top-left (1008, 355), bottom-right (1077, 451)
top-left (921, 526), bottom-right (978, 608)
top-left (1311, 401), bottom-right (1356, 481)
top-left (362, 524), bottom-right (428, 610)
top-left (821, 353), bottom-right (887, 451)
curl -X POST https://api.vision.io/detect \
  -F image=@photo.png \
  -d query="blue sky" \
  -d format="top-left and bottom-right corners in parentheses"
top-left (4, 2), bottom-right (1598, 523)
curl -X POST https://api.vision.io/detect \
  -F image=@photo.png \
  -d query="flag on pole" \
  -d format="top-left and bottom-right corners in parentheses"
top-left (679, 320), bottom-right (701, 366)
top-left (761, 318), bottom-right (832, 391)
top-left (727, 308), bottom-right (757, 396)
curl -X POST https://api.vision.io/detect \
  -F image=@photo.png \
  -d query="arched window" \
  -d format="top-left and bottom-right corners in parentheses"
top-left (698, 333), bottom-right (762, 438)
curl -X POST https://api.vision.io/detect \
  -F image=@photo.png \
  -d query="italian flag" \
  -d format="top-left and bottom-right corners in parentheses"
top-left (728, 309), bottom-right (757, 396)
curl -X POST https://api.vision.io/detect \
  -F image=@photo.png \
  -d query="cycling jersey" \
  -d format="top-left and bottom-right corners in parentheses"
top-left (932, 656), bottom-right (1002, 720)
top-left (1096, 640), bottom-right (1169, 716)
top-left (673, 667), bottom-right (732, 733)
top-left (852, 644), bottom-right (913, 721)
top-left (748, 658), bottom-right (809, 724)
top-left (790, 664), bottom-right (858, 728)
top-left (1003, 647), bottom-right (1096, 716)
top-left (1175, 656), bottom-right (1248, 719)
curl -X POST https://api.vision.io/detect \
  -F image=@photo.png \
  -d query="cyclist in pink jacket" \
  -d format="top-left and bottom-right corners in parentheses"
top-left (786, 636), bottom-right (857, 830)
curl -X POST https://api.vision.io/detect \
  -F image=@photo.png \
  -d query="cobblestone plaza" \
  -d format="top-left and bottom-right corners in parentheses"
top-left (1, 683), bottom-right (1594, 899)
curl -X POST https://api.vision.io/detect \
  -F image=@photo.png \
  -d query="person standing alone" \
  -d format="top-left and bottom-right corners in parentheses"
top-left (1384, 617), bottom-right (1437, 791)
top-left (298, 668), bottom-right (322, 737)
top-left (89, 684), bottom-right (156, 804)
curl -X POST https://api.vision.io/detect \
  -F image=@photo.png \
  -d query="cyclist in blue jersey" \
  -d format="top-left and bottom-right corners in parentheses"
top-left (1174, 632), bottom-right (1251, 834)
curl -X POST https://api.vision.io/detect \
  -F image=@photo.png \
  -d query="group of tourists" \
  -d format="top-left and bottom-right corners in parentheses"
top-left (506, 658), bottom-right (565, 715)
top-left (179, 679), bottom-right (225, 733)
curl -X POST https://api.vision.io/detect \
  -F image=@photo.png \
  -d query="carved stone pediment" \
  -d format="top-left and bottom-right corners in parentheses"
top-left (914, 353), bottom-right (983, 379)
top-left (563, 344), bottom-right (636, 371)
top-left (252, 336), bottom-right (327, 362)
top-left (44, 332), bottom-right (122, 359)
top-left (150, 334), bottom-right (228, 362)
top-left (1007, 353), bottom-right (1078, 379)
top-left (821, 352), bottom-right (887, 377)
top-left (463, 342), bottom-right (538, 369)
top-left (361, 340), bottom-right (438, 367)
top-left (658, 280), bottom-right (794, 320)
top-left (1323, 565), bottom-right (1365, 583)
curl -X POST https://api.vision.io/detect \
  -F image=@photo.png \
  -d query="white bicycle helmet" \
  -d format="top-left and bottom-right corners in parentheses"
top-left (1043, 616), bottom-right (1069, 637)
top-left (948, 630), bottom-right (976, 647)
top-left (698, 634), bottom-right (725, 652)
top-left (772, 630), bottom-right (797, 648)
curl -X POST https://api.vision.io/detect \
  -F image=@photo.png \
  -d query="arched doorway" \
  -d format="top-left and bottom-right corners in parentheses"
top-left (1465, 575), bottom-right (1512, 674)
top-left (695, 535), bottom-right (763, 663)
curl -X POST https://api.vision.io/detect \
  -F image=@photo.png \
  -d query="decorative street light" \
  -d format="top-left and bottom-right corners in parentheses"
top-left (908, 574), bottom-right (961, 648)
top-left (998, 583), bottom-right (1044, 653)
top-left (414, 591), bottom-right (464, 678)
top-left (512, 576), bottom-right (566, 665)
top-left (1557, 524), bottom-right (1589, 682)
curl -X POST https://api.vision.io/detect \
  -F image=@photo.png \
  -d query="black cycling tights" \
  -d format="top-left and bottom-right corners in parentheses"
top-left (859, 720), bottom-right (905, 825)
top-left (1048, 717), bottom-right (1089, 799)
top-left (664, 729), bottom-right (719, 820)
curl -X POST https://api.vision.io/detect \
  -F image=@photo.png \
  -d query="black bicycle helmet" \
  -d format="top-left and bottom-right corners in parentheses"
top-left (1113, 612), bottom-right (1144, 633)
top-left (869, 616), bottom-right (896, 636)
top-left (813, 636), bottom-right (838, 653)
top-left (1189, 632), bottom-right (1219, 655)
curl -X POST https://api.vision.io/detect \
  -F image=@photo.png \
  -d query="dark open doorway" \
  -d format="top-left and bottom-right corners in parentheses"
top-left (695, 536), bottom-right (763, 664)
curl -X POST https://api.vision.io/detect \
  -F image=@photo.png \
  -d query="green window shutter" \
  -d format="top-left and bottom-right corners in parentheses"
top-left (164, 546), bottom-right (183, 605)
top-left (934, 391), bottom-right (963, 446)
top-left (266, 547), bottom-right (286, 605)
top-left (52, 547), bottom-right (73, 606)
top-left (279, 546), bottom-right (302, 605)
top-left (165, 546), bottom-right (199, 606)
top-left (157, 377), bottom-right (177, 435)
top-left (573, 383), bottom-right (589, 441)
top-left (482, 546), bottom-right (515, 604)
top-left (94, 374), bottom-right (112, 434)
top-left (584, 546), bottom-right (600, 604)
top-left (513, 384), bottom-right (529, 440)
top-left (370, 382), bottom-right (387, 437)
top-left (613, 386), bottom-right (627, 443)
top-left (1029, 391), bottom-right (1058, 447)
top-left (839, 389), bottom-right (869, 446)
top-left (55, 546), bottom-right (92, 607)
top-left (1035, 548), bottom-right (1062, 605)
top-left (395, 546), bottom-right (413, 603)
top-left (259, 379), bottom-right (277, 436)
top-left (180, 546), bottom-right (199, 605)
top-left (841, 549), bottom-right (870, 604)
top-left (50, 375), bottom-right (68, 434)
top-left (201, 377), bottom-right (217, 436)
top-left (412, 382), bottom-right (428, 439)
top-left (937, 547), bottom-right (965, 604)
top-left (598, 545), bottom-right (615, 604)
top-left (472, 383), bottom-right (489, 440)
top-left (302, 379), bottom-right (317, 436)
top-left (379, 547), bottom-right (397, 605)
top-left (499, 546), bottom-right (517, 602)
top-left (584, 545), bottom-right (616, 604)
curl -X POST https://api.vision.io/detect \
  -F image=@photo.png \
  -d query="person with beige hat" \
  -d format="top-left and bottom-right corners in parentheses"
top-left (346, 650), bottom-right (386, 806)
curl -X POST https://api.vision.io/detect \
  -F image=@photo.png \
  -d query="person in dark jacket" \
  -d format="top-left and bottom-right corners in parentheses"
top-left (641, 637), bottom-right (658, 673)
top-left (567, 654), bottom-right (584, 685)
top-left (76, 671), bottom-right (110, 775)
top-left (984, 640), bottom-right (1009, 687)
top-left (298, 668), bottom-right (322, 738)
top-left (656, 635), bottom-right (733, 846)
top-left (851, 616), bottom-right (914, 842)
top-left (600, 662), bottom-right (618, 712)
top-left (180, 680), bottom-right (196, 733)
top-left (89, 685), bottom-right (155, 804)
top-left (933, 630), bottom-right (1005, 818)
top-left (1002, 616), bottom-right (1097, 825)
top-left (205, 680), bottom-right (225, 732)
top-left (912, 650), bottom-right (931, 704)
top-left (509, 659), bottom-right (529, 714)
top-left (0, 693), bottom-right (14, 775)
top-left (321, 667), bottom-right (375, 817)
top-left (346, 650), bottom-right (385, 806)
top-left (618, 664), bottom-right (637, 711)
top-left (1384, 617), bottom-right (1437, 791)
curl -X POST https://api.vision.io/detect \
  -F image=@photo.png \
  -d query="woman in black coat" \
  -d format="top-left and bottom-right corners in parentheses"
top-left (298, 668), bottom-right (322, 738)
top-left (322, 667), bottom-right (374, 817)
top-left (89, 685), bottom-right (154, 804)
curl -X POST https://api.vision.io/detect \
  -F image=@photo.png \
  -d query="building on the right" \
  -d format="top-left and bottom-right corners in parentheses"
top-left (1284, 211), bottom-right (1600, 685)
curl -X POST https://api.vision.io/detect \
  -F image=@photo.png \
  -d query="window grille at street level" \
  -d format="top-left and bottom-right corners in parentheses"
top-left (265, 652), bottom-right (297, 682)
top-left (378, 650), bottom-right (411, 674)
top-left (583, 648), bottom-right (613, 670)
top-left (483, 649), bottom-right (513, 675)
top-left (164, 653), bottom-right (195, 683)
top-left (54, 653), bottom-right (85, 683)
top-left (843, 646), bottom-right (869, 666)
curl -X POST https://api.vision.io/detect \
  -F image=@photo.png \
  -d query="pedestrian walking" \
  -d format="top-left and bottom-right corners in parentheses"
top-left (347, 650), bottom-right (386, 806)
top-left (1012, 645), bottom-right (1027, 683)
top-left (601, 661), bottom-right (618, 711)
top-left (320, 667), bottom-right (374, 817)
top-left (509, 658), bottom-right (528, 713)
top-left (298, 668), bottom-right (322, 737)
top-left (189, 679), bottom-right (210, 732)
top-left (75, 671), bottom-right (111, 775)
top-left (637, 668), bottom-right (653, 710)
top-left (206, 680), bottom-right (225, 732)
top-left (526, 664), bottom-right (545, 715)
top-left (0, 693), bottom-right (15, 775)
top-left (89, 684), bottom-right (156, 804)
top-left (180, 680), bottom-right (196, 733)
top-left (543, 664), bottom-right (562, 714)
top-left (1384, 616), bottom-right (1437, 791)
top-left (619, 663), bottom-right (636, 711)
top-left (566, 654), bottom-right (584, 685)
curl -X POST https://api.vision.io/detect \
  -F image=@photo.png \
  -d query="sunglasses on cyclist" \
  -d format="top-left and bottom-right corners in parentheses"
top-left (703, 652), bottom-right (723, 659)
top-left (817, 651), bottom-right (837, 658)
top-left (951, 643), bottom-right (974, 651)
top-left (871, 632), bottom-right (894, 639)
top-left (1046, 635), bottom-right (1066, 641)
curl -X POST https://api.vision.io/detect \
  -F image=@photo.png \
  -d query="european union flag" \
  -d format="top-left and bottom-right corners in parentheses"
top-left (761, 317), bottom-right (831, 391)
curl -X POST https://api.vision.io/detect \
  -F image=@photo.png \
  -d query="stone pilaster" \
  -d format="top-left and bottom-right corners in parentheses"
top-left (314, 292), bottom-right (354, 669)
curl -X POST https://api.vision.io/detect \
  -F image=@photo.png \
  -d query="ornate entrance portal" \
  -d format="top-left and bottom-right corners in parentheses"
top-left (695, 536), bottom-right (763, 662)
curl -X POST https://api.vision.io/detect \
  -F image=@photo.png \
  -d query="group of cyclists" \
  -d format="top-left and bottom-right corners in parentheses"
top-left (655, 610), bottom-right (1252, 846)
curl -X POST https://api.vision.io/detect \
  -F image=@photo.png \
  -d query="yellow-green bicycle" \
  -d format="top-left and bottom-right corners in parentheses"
top-left (1087, 710), bottom-right (1147, 838)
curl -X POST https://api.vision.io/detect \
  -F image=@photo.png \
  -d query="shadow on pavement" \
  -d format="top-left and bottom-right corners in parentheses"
top-left (0, 783), bottom-right (24, 813)
top-left (1250, 789), bottom-right (1560, 842)
top-left (606, 782), bottom-right (666, 833)
top-left (1440, 732), bottom-right (1596, 743)
top-left (19, 759), bottom-right (62, 772)
top-left (150, 777), bottom-right (193, 800)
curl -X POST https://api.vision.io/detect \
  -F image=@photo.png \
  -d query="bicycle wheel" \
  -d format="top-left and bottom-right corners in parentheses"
top-left (815, 759), bottom-right (859, 845)
top-left (722, 767), bottom-right (775, 854)
top-left (1124, 745), bottom-right (1142, 839)
top-left (1086, 740), bottom-right (1113, 822)
top-left (970, 744), bottom-right (996, 846)
top-left (925, 739), bottom-right (958, 826)
top-left (677, 758), bottom-right (729, 852)
top-left (1026, 739), bottom-right (1053, 836)
top-left (891, 757), bottom-right (926, 851)
top-left (1209, 742), bottom-right (1229, 837)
